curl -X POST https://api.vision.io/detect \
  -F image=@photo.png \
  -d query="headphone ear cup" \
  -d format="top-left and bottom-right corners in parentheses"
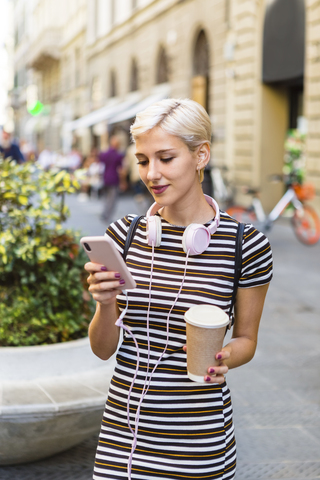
top-left (182, 224), bottom-right (211, 255)
top-left (147, 216), bottom-right (162, 247)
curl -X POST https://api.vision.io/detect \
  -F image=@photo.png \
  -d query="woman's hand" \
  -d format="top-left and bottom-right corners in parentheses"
top-left (84, 262), bottom-right (125, 305)
top-left (182, 346), bottom-right (230, 384)
top-left (204, 350), bottom-right (230, 384)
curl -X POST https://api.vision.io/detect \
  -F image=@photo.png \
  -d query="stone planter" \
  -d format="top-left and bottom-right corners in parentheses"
top-left (0, 337), bottom-right (116, 465)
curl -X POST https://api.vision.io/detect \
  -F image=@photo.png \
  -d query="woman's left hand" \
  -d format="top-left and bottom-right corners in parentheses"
top-left (182, 346), bottom-right (230, 384)
top-left (204, 350), bottom-right (230, 384)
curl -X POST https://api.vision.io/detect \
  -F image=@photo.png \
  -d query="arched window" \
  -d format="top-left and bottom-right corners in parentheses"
top-left (192, 30), bottom-right (210, 113)
top-left (156, 46), bottom-right (169, 84)
top-left (110, 70), bottom-right (117, 97)
top-left (130, 58), bottom-right (139, 92)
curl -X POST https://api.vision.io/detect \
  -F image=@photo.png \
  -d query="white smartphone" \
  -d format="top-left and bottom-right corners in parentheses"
top-left (80, 235), bottom-right (136, 290)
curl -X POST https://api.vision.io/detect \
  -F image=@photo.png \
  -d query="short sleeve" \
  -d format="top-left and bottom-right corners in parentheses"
top-left (239, 224), bottom-right (273, 288)
top-left (104, 214), bottom-right (138, 256)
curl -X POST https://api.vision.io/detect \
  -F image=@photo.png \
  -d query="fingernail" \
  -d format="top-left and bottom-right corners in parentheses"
top-left (101, 266), bottom-right (107, 271)
top-left (205, 376), bottom-right (211, 382)
top-left (217, 354), bottom-right (222, 360)
top-left (209, 368), bottom-right (215, 374)
top-left (120, 279), bottom-right (125, 285)
top-left (115, 273), bottom-right (121, 278)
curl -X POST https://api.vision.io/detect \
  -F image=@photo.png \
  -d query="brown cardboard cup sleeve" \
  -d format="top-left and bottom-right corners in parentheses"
top-left (184, 305), bottom-right (230, 383)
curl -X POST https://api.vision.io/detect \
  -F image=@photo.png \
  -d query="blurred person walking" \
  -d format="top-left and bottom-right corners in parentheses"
top-left (78, 147), bottom-right (104, 201)
top-left (120, 142), bottom-right (153, 214)
top-left (0, 129), bottom-right (25, 163)
top-left (99, 135), bottom-right (124, 222)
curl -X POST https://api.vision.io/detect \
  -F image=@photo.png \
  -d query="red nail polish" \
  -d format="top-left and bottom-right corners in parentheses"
top-left (101, 266), bottom-right (107, 271)
top-left (205, 376), bottom-right (211, 382)
top-left (120, 279), bottom-right (125, 285)
top-left (115, 273), bottom-right (121, 278)
top-left (217, 354), bottom-right (222, 360)
top-left (209, 368), bottom-right (215, 374)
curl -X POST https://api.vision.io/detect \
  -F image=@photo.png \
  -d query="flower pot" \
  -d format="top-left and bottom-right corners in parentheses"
top-left (0, 337), bottom-right (116, 465)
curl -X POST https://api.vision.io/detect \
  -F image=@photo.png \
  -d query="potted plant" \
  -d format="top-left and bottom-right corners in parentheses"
top-left (0, 157), bottom-right (115, 465)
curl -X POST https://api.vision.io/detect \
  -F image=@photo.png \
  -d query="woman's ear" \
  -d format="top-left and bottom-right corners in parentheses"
top-left (196, 142), bottom-right (210, 170)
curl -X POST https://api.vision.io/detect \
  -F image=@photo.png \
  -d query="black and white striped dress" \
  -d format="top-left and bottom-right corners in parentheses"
top-left (93, 212), bottom-right (273, 480)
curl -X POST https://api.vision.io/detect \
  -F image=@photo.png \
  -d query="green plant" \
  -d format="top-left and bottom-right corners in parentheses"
top-left (0, 157), bottom-right (95, 346)
top-left (283, 129), bottom-right (306, 185)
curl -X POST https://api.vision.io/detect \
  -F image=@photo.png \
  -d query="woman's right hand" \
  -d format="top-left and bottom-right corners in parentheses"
top-left (84, 262), bottom-right (125, 305)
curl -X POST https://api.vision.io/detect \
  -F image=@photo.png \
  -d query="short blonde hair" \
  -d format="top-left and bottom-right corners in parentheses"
top-left (130, 98), bottom-right (211, 150)
top-left (130, 99), bottom-right (211, 182)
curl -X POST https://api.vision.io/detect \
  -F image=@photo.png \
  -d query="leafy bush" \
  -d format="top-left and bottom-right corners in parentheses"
top-left (0, 157), bottom-right (95, 346)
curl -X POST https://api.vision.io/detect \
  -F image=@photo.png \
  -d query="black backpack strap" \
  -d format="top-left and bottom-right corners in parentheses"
top-left (227, 222), bottom-right (245, 330)
top-left (122, 215), bottom-right (143, 261)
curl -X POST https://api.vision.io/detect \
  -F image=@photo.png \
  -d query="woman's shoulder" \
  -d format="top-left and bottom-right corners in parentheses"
top-left (219, 210), bottom-right (273, 286)
top-left (105, 214), bottom-right (146, 253)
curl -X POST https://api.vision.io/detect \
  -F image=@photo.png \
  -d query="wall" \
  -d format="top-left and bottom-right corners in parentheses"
top-left (305, 0), bottom-right (320, 212)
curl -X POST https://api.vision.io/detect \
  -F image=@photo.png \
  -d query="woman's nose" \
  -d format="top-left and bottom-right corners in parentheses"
top-left (147, 160), bottom-right (161, 181)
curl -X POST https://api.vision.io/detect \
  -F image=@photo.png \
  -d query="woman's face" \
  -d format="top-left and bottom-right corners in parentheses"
top-left (135, 127), bottom-right (200, 207)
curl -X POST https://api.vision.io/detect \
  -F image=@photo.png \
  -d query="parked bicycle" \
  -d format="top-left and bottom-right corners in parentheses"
top-left (226, 174), bottom-right (320, 245)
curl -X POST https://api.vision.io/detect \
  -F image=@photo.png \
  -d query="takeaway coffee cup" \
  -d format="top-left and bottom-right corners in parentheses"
top-left (184, 305), bottom-right (230, 383)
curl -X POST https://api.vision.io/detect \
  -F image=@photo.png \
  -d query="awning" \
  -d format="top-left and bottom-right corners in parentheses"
top-left (262, 0), bottom-right (305, 85)
top-left (64, 84), bottom-right (171, 133)
top-left (108, 85), bottom-right (171, 125)
top-left (63, 92), bottom-right (141, 132)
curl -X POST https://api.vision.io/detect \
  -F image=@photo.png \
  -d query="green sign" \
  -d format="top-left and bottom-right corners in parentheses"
top-left (28, 101), bottom-right (44, 116)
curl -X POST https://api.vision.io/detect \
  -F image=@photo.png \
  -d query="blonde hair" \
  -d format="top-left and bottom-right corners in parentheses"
top-left (130, 98), bottom-right (211, 182)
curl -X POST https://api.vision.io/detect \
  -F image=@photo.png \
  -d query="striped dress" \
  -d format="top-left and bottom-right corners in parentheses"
top-left (93, 211), bottom-right (273, 480)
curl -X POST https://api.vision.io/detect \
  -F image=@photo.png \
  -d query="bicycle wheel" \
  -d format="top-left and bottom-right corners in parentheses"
top-left (226, 206), bottom-right (257, 224)
top-left (292, 204), bottom-right (320, 245)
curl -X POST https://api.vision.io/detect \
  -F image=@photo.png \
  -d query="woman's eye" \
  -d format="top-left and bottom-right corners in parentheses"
top-left (137, 160), bottom-right (148, 166)
top-left (160, 157), bottom-right (173, 163)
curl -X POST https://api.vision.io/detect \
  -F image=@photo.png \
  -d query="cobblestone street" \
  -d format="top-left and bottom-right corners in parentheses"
top-left (2, 192), bottom-right (320, 480)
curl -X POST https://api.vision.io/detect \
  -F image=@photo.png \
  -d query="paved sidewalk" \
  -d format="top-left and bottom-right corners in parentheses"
top-left (1, 192), bottom-right (320, 479)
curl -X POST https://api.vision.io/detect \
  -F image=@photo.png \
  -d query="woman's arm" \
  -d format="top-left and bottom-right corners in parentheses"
top-left (85, 262), bottom-right (123, 360)
top-left (204, 283), bottom-right (270, 383)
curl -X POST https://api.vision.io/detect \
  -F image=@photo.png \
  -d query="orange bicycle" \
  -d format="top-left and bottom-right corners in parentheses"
top-left (226, 176), bottom-right (320, 246)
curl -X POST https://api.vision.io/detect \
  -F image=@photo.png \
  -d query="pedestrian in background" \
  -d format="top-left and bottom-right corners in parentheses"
top-left (0, 129), bottom-right (25, 164)
top-left (78, 147), bottom-right (104, 201)
top-left (99, 135), bottom-right (124, 222)
top-left (119, 142), bottom-right (153, 214)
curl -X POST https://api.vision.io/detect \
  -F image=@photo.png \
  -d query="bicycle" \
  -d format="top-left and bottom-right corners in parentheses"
top-left (226, 174), bottom-right (320, 246)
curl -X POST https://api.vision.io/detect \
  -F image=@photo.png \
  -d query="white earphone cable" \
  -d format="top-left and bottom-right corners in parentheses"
top-left (116, 244), bottom-right (191, 480)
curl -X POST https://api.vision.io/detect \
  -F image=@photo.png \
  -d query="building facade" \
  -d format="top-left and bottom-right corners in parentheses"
top-left (10, 0), bottom-right (320, 212)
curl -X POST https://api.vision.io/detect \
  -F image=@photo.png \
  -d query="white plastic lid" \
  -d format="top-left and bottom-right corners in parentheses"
top-left (184, 305), bottom-right (230, 328)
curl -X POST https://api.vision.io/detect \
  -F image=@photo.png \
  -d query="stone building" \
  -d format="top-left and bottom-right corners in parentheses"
top-left (10, 0), bottom-right (320, 212)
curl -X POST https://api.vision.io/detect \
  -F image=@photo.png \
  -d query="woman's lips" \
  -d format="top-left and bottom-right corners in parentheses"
top-left (151, 185), bottom-right (169, 194)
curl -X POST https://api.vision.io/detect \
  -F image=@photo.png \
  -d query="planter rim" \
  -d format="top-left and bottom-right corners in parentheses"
top-left (0, 336), bottom-right (89, 352)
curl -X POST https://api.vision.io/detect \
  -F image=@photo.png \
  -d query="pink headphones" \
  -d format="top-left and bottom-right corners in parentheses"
top-left (146, 195), bottom-right (220, 255)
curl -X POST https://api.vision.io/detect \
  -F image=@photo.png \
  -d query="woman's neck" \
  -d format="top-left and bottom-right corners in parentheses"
top-left (159, 195), bottom-right (216, 226)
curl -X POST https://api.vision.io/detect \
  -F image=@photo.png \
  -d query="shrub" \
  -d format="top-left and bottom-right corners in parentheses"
top-left (0, 157), bottom-right (95, 346)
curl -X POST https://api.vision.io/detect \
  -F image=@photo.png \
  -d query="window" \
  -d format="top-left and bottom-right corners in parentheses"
top-left (156, 46), bottom-right (169, 84)
top-left (110, 70), bottom-right (117, 97)
top-left (192, 30), bottom-right (210, 113)
top-left (130, 59), bottom-right (139, 92)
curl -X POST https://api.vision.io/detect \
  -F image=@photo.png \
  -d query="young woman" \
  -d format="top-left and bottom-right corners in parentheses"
top-left (85, 99), bottom-right (273, 480)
